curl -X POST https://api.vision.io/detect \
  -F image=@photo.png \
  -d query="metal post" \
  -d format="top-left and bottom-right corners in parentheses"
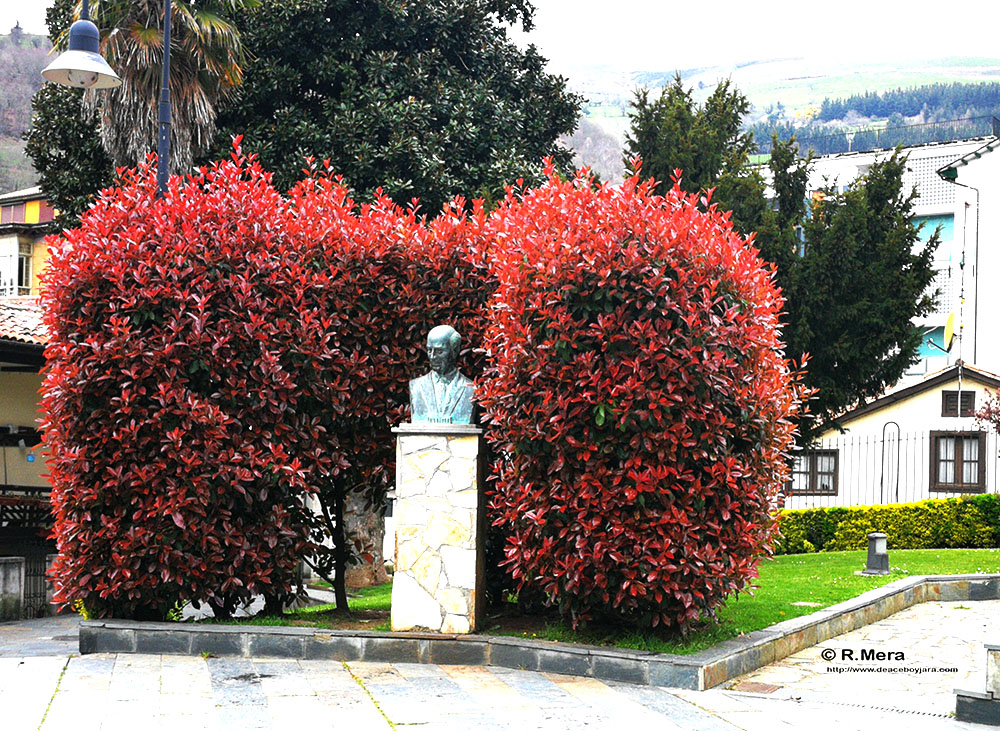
top-left (862, 532), bottom-right (889, 575)
top-left (156, 0), bottom-right (172, 198)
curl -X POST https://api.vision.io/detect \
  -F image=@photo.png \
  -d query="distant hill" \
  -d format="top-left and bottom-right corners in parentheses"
top-left (566, 56), bottom-right (1000, 177)
top-left (749, 81), bottom-right (1000, 156)
top-left (0, 25), bottom-right (51, 193)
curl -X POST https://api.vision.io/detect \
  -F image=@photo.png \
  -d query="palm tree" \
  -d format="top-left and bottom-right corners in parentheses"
top-left (59, 0), bottom-right (254, 173)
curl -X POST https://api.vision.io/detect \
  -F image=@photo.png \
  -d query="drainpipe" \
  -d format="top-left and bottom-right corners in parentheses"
top-left (937, 169), bottom-right (981, 369)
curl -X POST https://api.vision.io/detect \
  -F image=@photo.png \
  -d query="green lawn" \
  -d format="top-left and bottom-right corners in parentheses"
top-left (217, 549), bottom-right (1000, 655)
top-left (200, 582), bottom-right (393, 631)
top-left (659, 548), bottom-right (1000, 654)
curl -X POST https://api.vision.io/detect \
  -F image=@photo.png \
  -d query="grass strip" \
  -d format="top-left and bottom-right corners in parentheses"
top-left (205, 548), bottom-right (1000, 657)
top-left (342, 660), bottom-right (396, 729)
top-left (37, 657), bottom-right (70, 731)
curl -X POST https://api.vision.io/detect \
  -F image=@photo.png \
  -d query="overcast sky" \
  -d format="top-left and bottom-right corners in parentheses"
top-left (5, 1), bottom-right (998, 76)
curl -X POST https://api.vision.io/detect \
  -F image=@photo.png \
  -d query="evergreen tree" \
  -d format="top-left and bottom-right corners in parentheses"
top-left (625, 78), bottom-right (940, 441)
top-left (788, 154), bottom-right (937, 438)
top-left (212, 0), bottom-right (581, 209)
top-left (26, 0), bottom-right (580, 220)
top-left (624, 75), bottom-right (770, 244)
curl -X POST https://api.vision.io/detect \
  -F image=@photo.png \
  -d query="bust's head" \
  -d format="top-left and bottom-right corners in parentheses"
top-left (427, 325), bottom-right (461, 376)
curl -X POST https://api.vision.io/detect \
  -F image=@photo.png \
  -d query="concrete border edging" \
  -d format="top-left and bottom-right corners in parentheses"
top-left (79, 573), bottom-right (1000, 690)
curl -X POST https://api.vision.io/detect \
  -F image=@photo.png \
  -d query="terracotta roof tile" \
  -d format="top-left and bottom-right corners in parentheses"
top-left (0, 296), bottom-right (47, 345)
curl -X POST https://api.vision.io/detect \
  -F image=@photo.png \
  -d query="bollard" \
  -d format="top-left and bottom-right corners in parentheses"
top-left (861, 532), bottom-right (890, 575)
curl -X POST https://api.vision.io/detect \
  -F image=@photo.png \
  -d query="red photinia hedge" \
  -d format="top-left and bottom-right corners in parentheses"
top-left (479, 166), bottom-right (803, 630)
top-left (41, 148), bottom-right (329, 619)
top-left (284, 169), bottom-right (494, 555)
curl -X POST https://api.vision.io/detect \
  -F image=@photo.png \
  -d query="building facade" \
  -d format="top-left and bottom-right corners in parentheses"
top-left (784, 364), bottom-right (1000, 509)
top-left (0, 186), bottom-right (56, 298)
top-left (786, 135), bottom-right (1000, 508)
top-left (805, 136), bottom-right (1000, 382)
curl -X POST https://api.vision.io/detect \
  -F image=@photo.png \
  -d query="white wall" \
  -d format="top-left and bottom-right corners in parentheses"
top-left (783, 373), bottom-right (997, 510)
top-left (944, 148), bottom-right (1000, 371)
top-left (0, 371), bottom-right (48, 488)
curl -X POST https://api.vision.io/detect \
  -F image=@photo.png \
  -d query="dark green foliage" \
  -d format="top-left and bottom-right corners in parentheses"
top-left (751, 117), bottom-right (997, 157)
top-left (817, 82), bottom-right (1000, 122)
top-left (624, 75), bottom-right (772, 248)
top-left (22, 84), bottom-right (115, 225)
top-left (775, 496), bottom-right (1000, 554)
top-left (625, 78), bottom-right (940, 441)
top-left (625, 76), bottom-right (757, 199)
top-left (785, 154), bottom-right (937, 438)
top-left (25, 0), bottom-right (579, 218)
top-left (211, 0), bottom-right (580, 209)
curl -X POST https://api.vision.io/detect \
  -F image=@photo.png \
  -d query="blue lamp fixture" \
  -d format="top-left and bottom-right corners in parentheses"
top-left (42, 0), bottom-right (173, 198)
top-left (41, 0), bottom-right (121, 89)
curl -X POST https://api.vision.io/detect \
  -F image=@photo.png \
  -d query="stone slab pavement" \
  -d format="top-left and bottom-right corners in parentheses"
top-left (1, 601), bottom-right (995, 730)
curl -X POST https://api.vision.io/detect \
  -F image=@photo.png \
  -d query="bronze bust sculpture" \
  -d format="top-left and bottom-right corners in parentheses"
top-left (409, 325), bottom-right (474, 424)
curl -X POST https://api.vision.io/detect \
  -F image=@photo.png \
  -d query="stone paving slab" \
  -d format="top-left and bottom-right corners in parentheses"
top-left (15, 649), bottom-right (986, 731)
top-left (4, 586), bottom-right (999, 729)
top-left (0, 636), bottom-right (984, 730)
top-left (721, 599), bottom-right (1000, 722)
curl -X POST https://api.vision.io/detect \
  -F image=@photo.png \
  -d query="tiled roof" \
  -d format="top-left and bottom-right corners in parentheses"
top-left (0, 296), bottom-right (47, 346)
top-left (835, 362), bottom-right (1000, 427)
top-left (0, 186), bottom-right (43, 204)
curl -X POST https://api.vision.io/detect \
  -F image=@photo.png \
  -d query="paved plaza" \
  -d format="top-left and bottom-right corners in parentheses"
top-left (1, 601), bottom-right (996, 730)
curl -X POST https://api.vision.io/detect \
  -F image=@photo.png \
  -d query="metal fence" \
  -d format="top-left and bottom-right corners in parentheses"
top-left (782, 427), bottom-right (999, 510)
top-left (0, 481), bottom-right (55, 618)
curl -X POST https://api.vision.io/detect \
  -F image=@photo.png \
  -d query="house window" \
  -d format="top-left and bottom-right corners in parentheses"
top-left (941, 390), bottom-right (975, 417)
top-left (913, 214), bottom-right (955, 243)
top-left (788, 450), bottom-right (838, 495)
top-left (930, 431), bottom-right (986, 492)
top-left (17, 242), bottom-right (31, 295)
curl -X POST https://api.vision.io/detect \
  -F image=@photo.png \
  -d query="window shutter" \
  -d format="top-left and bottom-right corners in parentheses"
top-left (942, 392), bottom-right (958, 417)
top-left (960, 391), bottom-right (975, 417)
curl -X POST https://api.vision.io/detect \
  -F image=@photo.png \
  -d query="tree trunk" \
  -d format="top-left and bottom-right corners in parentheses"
top-left (333, 488), bottom-right (350, 611)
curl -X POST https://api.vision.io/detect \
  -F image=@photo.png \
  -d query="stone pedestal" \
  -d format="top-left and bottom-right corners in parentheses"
top-left (390, 423), bottom-right (484, 634)
top-left (0, 557), bottom-right (25, 620)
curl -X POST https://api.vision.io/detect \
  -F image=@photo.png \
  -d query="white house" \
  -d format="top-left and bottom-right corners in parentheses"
top-left (805, 135), bottom-right (1000, 381)
top-left (784, 363), bottom-right (1000, 509)
top-left (783, 135), bottom-right (1000, 509)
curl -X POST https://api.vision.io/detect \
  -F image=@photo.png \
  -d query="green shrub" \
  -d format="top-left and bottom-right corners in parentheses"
top-left (775, 495), bottom-right (1000, 554)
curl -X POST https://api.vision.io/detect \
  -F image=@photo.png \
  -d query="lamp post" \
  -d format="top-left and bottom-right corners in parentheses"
top-left (43, 0), bottom-right (174, 199)
top-left (156, 0), bottom-right (172, 197)
top-left (41, 0), bottom-right (121, 89)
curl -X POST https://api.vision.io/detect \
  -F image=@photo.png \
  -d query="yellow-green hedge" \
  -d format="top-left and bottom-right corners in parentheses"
top-left (775, 495), bottom-right (1000, 554)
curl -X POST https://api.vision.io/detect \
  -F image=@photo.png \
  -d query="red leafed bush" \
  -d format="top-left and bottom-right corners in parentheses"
top-left (284, 168), bottom-right (494, 583)
top-left (479, 167), bottom-right (803, 630)
top-left (41, 148), bottom-right (327, 619)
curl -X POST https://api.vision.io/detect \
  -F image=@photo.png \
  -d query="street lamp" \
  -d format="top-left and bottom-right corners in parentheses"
top-left (41, 0), bottom-right (120, 89)
top-left (43, 0), bottom-right (174, 198)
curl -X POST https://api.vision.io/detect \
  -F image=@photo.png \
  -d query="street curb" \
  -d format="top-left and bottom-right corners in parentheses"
top-left (79, 573), bottom-right (1000, 691)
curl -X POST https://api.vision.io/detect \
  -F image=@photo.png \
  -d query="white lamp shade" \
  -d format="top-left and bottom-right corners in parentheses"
top-left (42, 50), bottom-right (121, 89)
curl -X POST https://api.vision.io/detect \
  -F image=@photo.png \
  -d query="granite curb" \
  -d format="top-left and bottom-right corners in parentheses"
top-left (79, 573), bottom-right (1000, 691)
